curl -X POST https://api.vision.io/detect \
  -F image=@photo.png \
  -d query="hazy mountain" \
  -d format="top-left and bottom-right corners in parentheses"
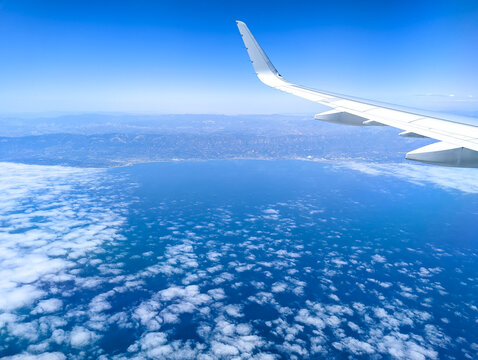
top-left (0, 114), bottom-right (432, 167)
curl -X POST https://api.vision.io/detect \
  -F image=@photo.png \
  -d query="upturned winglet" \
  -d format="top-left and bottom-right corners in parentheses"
top-left (235, 21), bottom-right (284, 87)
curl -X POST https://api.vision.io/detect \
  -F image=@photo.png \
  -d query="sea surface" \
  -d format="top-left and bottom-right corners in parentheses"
top-left (1, 160), bottom-right (477, 359)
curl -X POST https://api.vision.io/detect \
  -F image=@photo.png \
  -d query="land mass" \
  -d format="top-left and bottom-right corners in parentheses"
top-left (0, 114), bottom-right (432, 167)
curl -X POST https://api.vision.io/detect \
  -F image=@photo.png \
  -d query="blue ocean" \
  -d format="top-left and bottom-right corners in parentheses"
top-left (0, 160), bottom-right (477, 359)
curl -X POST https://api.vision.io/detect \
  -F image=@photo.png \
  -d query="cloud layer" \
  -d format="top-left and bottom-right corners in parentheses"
top-left (1, 161), bottom-right (477, 359)
top-left (338, 161), bottom-right (478, 193)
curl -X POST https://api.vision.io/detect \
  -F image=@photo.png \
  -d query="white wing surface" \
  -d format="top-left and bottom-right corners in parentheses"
top-left (236, 21), bottom-right (478, 167)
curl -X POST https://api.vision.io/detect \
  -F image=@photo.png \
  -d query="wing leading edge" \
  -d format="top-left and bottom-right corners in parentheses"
top-left (236, 20), bottom-right (478, 168)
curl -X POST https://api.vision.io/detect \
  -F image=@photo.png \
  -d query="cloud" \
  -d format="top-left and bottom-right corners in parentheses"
top-left (333, 337), bottom-right (375, 355)
top-left (32, 298), bottom-right (63, 314)
top-left (372, 254), bottom-right (387, 263)
top-left (224, 304), bottom-right (243, 318)
top-left (207, 288), bottom-right (226, 301)
top-left (271, 282), bottom-right (287, 293)
top-left (0, 285), bottom-right (46, 311)
top-left (69, 326), bottom-right (97, 348)
top-left (1, 161), bottom-right (474, 359)
top-left (211, 341), bottom-right (240, 357)
top-left (2, 353), bottom-right (66, 360)
top-left (377, 333), bottom-right (438, 360)
top-left (338, 161), bottom-right (478, 193)
top-left (0, 162), bottom-right (126, 355)
top-left (262, 208), bottom-right (280, 220)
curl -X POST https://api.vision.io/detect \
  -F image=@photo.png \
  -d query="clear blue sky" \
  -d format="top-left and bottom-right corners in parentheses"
top-left (1, 0), bottom-right (477, 115)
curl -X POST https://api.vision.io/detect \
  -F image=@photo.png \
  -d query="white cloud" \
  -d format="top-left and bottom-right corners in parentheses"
top-left (211, 341), bottom-right (240, 356)
top-left (377, 333), bottom-right (438, 360)
top-left (138, 331), bottom-right (168, 350)
top-left (69, 326), bottom-right (97, 348)
top-left (32, 298), bottom-right (63, 314)
top-left (0, 162), bottom-right (126, 354)
top-left (0, 161), bottom-right (472, 359)
top-left (372, 254), bottom-right (387, 263)
top-left (224, 304), bottom-right (243, 318)
top-left (2, 353), bottom-right (66, 360)
top-left (208, 288), bottom-right (226, 301)
top-left (295, 309), bottom-right (326, 330)
top-left (262, 208), bottom-right (280, 220)
top-left (0, 285), bottom-right (46, 311)
top-left (338, 161), bottom-right (478, 193)
top-left (271, 282), bottom-right (287, 293)
top-left (333, 337), bottom-right (375, 355)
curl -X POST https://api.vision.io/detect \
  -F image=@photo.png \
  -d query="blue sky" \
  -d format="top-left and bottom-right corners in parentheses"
top-left (0, 0), bottom-right (477, 115)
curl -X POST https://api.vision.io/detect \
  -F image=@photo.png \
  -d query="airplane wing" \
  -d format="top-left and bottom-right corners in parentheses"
top-left (236, 20), bottom-right (478, 168)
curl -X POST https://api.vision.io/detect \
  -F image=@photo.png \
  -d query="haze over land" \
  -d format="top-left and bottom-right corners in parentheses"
top-left (0, 113), bottom-right (435, 167)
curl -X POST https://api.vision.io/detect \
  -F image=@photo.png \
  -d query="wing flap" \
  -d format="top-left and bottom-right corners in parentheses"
top-left (406, 142), bottom-right (478, 167)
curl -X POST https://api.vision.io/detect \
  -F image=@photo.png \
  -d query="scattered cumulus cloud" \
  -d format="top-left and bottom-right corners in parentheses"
top-left (1, 161), bottom-right (476, 359)
top-left (339, 162), bottom-right (478, 193)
